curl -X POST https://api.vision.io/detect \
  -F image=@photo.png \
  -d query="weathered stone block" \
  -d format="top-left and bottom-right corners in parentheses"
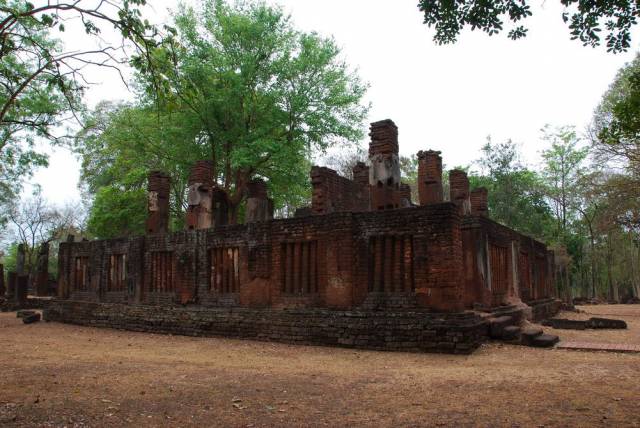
top-left (586, 317), bottom-right (627, 329)
top-left (489, 315), bottom-right (513, 339)
top-left (22, 312), bottom-right (41, 324)
top-left (520, 327), bottom-right (543, 346)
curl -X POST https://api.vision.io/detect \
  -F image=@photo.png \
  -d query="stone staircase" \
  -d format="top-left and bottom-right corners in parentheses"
top-left (485, 305), bottom-right (560, 348)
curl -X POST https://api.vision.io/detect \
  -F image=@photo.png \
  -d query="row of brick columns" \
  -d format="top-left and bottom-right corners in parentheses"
top-left (140, 121), bottom-right (490, 228)
top-left (145, 161), bottom-right (275, 235)
top-left (3, 273), bottom-right (28, 306)
top-left (416, 149), bottom-right (488, 216)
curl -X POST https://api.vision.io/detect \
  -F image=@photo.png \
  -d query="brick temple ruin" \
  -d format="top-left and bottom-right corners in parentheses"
top-left (45, 120), bottom-right (561, 353)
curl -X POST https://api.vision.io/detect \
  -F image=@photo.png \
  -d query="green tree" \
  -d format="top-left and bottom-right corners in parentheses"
top-left (592, 54), bottom-right (640, 180)
top-left (76, 101), bottom-right (205, 236)
top-left (78, 0), bottom-right (369, 233)
top-left (418, 0), bottom-right (638, 53)
top-left (0, 0), bottom-right (162, 206)
top-left (540, 125), bottom-right (589, 238)
top-left (399, 154), bottom-right (419, 203)
top-left (86, 186), bottom-right (147, 238)
top-left (471, 138), bottom-right (554, 240)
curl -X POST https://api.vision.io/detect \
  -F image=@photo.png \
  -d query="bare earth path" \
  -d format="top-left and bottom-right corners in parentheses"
top-left (1, 305), bottom-right (639, 427)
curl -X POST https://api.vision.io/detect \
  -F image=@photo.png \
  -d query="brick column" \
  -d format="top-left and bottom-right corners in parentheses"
top-left (417, 150), bottom-right (443, 205)
top-left (352, 162), bottom-right (370, 188)
top-left (368, 119), bottom-right (401, 210)
top-left (449, 169), bottom-right (471, 215)
top-left (146, 171), bottom-right (171, 234)
top-left (245, 178), bottom-right (274, 223)
top-left (15, 275), bottom-right (28, 305)
top-left (186, 161), bottom-right (214, 230)
top-left (353, 161), bottom-right (371, 210)
top-left (398, 183), bottom-right (412, 207)
top-left (311, 166), bottom-right (330, 215)
top-left (470, 187), bottom-right (488, 217)
top-left (35, 241), bottom-right (49, 295)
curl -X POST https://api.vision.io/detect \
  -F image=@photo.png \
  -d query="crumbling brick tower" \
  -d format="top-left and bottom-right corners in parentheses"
top-left (146, 171), bottom-right (171, 234)
top-left (449, 169), bottom-right (471, 215)
top-left (352, 161), bottom-right (370, 189)
top-left (186, 161), bottom-right (214, 230)
top-left (417, 150), bottom-right (443, 205)
top-left (368, 120), bottom-right (402, 210)
top-left (470, 187), bottom-right (488, 217)
top-left (245, 178), bottom-right (274, 223)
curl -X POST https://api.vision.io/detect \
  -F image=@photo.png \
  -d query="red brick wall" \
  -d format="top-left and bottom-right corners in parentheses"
top-left (449, 169), bottom-right (471, 215)
top-left (470, 187), bottom-right (488, 217)
top-left (417, 150), bottom-right (443, 205)
top-left (310, 166), bottom-right (369, 214)
top-left (146, 171), bottom-right (171, 234)
top-left (58, 203), bottom-right (468, 313)
top-left (461, 216), bottom-right (555, 309)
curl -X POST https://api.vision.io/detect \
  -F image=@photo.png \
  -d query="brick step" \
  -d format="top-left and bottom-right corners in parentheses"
top-left (530, 333), bottom-right (560, 348)
top-left (489, 304), bottom-right (518, 315)
top-left (22, 312), bottom-right (41, 324)
top-left (502, 325), bottom-right (521, 341)
top-left (488, 315), bottom-right (514, 339)
top-left (520, 327), bottom-right (543, 346)
top-left (543, 317), bottom-right (627, 330)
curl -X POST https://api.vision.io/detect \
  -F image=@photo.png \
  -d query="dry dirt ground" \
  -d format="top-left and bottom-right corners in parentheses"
top-left (1, 305), bottom-right (639, 428)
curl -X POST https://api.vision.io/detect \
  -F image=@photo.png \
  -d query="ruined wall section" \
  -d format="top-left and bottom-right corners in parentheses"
top-left (310, 166), bottom-right (369, 215)
top-left (449, 169), bottom-right (471, 215)
top-left (45, 300), bottom-right (488, 354)
top-left (245, 179), bottom-right (274, 223)
top-left (146, 171), bottom-right (171, 234)
top-left (353, 203), bottom-right (464, 312)
top-left (271, 212), bottom-right (355, 310)
top-left (417, 150), bottom-right (443, 205)
top-left (186, 161), bottom-right (215, 230)
top-left (197, 223), bottom-right (271, 308)
top-left (55, 203), bottom-right (466, 313)
top-left (461, 215), bottom-right (555, 309)
top-left (368, 120), bottom-right (403, 210)
top-left (143, 231), bottom-right (199, 306)
top-left (470, 187), bottom-right (488, 217)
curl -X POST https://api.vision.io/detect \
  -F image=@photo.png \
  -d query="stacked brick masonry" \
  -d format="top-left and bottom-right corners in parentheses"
top-left (461, 216), bottom-right (556, 309)
top-left (58, 204), bottom-right (465, 312)
top-left (528, 298), bottom-right (562, 322)
top-left (146, 171), bottom-right (171, 234)
top-left (354, 204), bottom-right (464, 312)
top-left (417, 150), bottom-right (443, 205)
top-left (44, 300), bottom-right (488, 354)
top-left (56, 203), bottom-right (556, 318)
top-left (310, 166), bottom-right (369, 214)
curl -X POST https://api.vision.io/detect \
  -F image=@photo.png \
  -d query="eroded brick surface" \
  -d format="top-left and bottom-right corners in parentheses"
top-left (44, 300), bottom-right (488, 354)
top-left (51, 118), bottom-right (559, 353)
top-left (146, 171), bottom-right (171, 234)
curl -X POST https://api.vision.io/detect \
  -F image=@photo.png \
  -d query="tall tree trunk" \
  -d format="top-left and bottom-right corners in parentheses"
top-left (564, 265), bottom-right (571, 303)
top-left (607, 234), bottom-right (615, 302)
top-left (636, 245), bottom-right (640, 298)
top-left (586, 219), bottom-right (597, 299)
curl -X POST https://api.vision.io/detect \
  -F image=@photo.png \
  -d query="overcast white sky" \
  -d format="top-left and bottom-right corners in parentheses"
top-left (31, 0), bottom-right (639, 206)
